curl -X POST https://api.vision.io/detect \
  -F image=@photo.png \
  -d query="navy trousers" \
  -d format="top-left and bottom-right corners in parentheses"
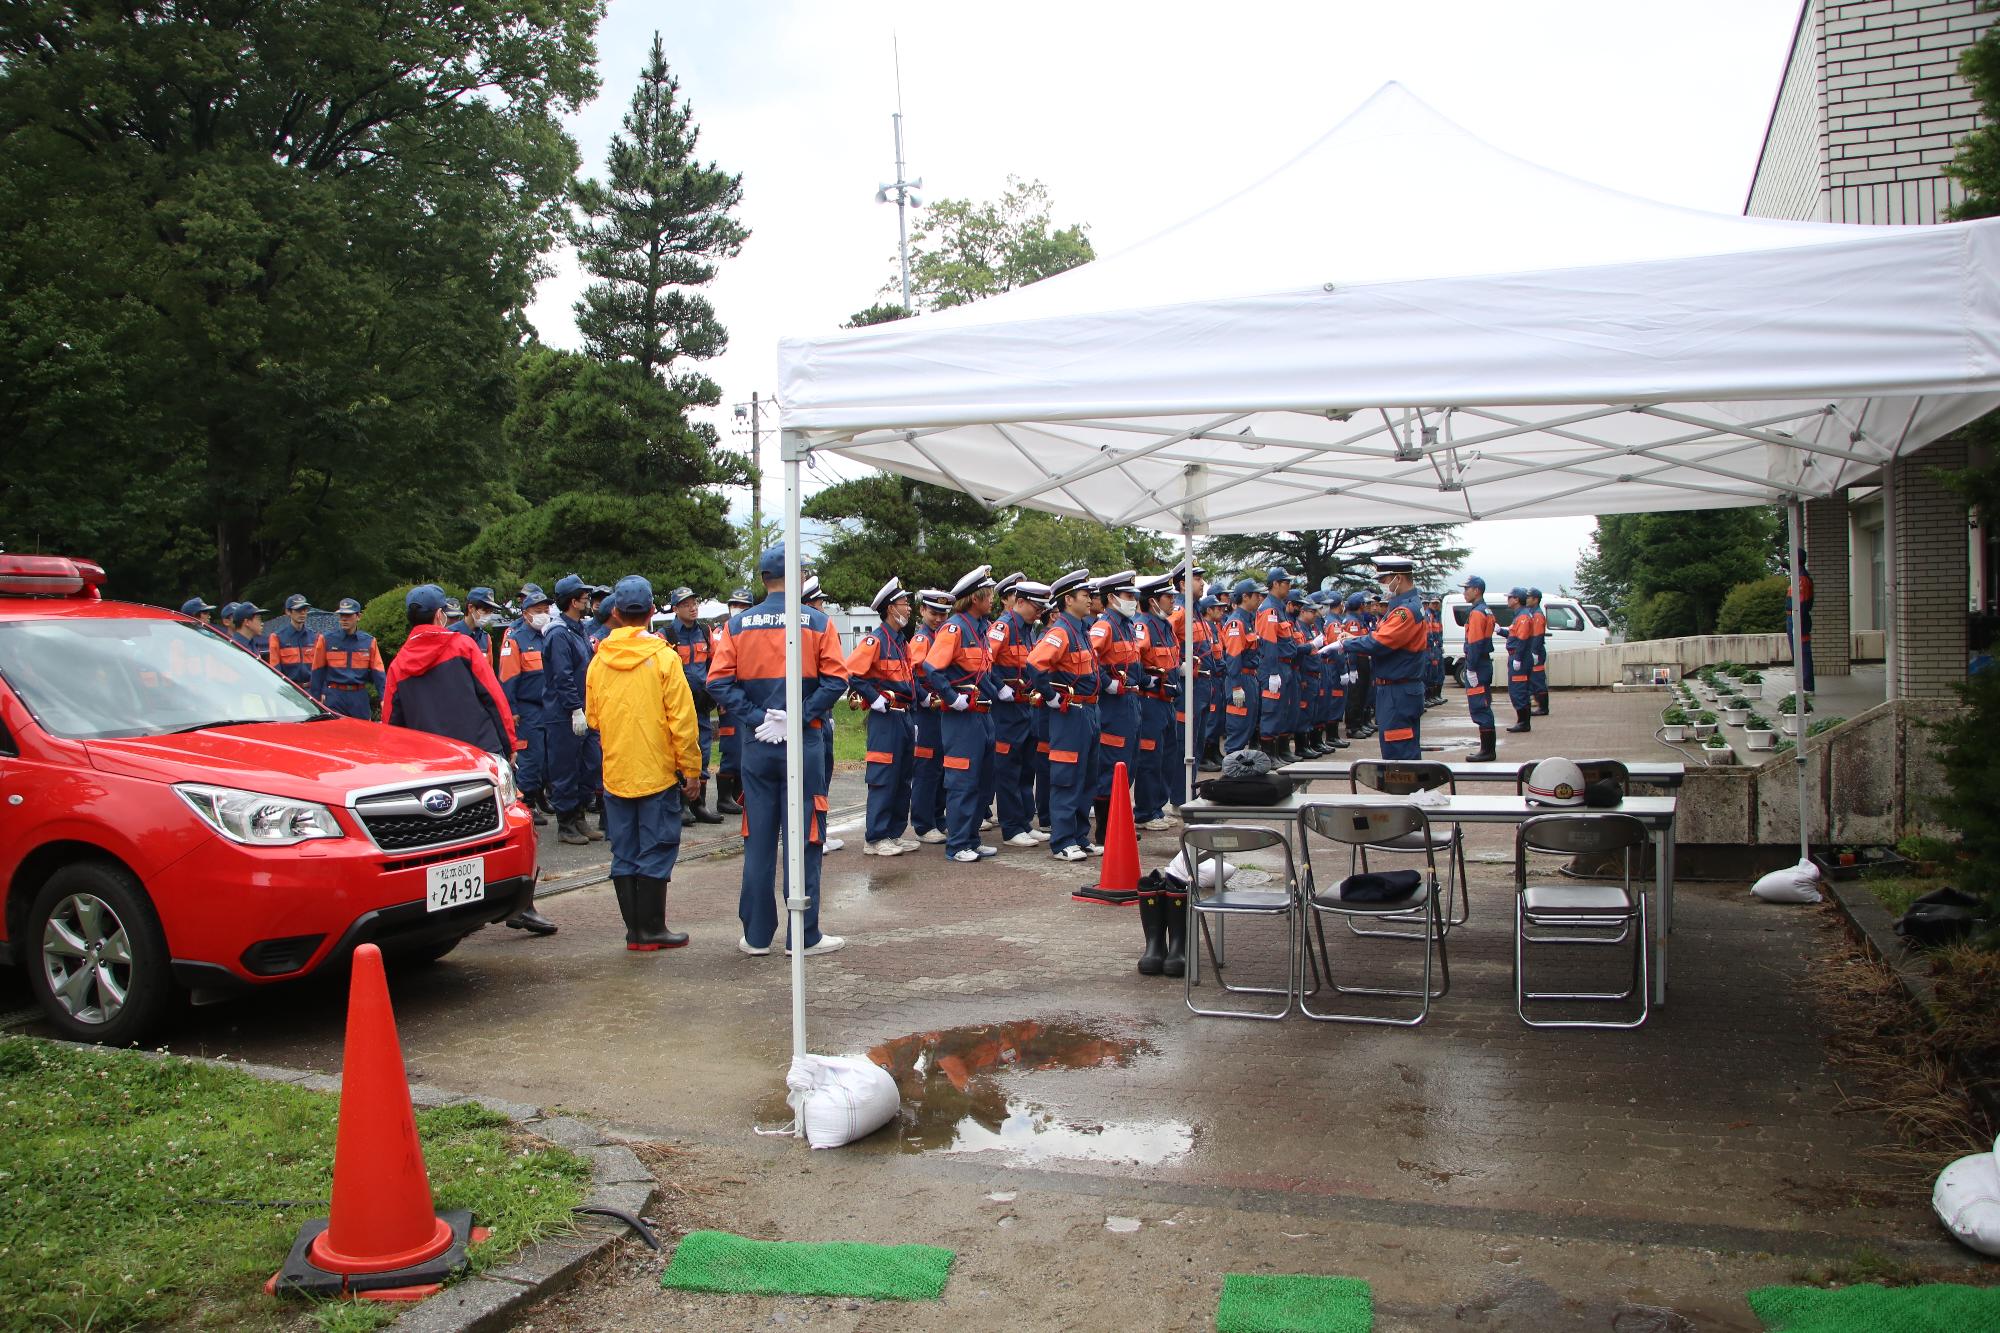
top-left (1047, 702), bottom-right (1100, 854)
top-left (1375, 680), bottom-right (1425, 761)
top-left (940, 707), bottom-right (996, 855)
top-left (1465, 655), bottom-right (1496, 729)
top-left (604, 787), bottom-right (683, 879)
top-left (993, 701), bottom-right (1036, 838)
top-left (862, 708), bottom-right (913, 845)
top-left (911, 709), bottom-right (945, 835)
top-left (694, 701), bottom-right (716, 775)
top-left (1095, 691), bottom-right (1139, 798)
top-left (1224, 678), bottom-right (1260, 754)
top-left (1134, 694), bottom-right (1173, 820)
top-left (1507, 649), bottom-right (1534, 712)
top-left (321, 687), bottom-right (373, 721)
top-left (738, 727), bottom-right (828, 950)
top-left (1032, 707), bottom-right (1052, 829)
top-left (544, 717), bottom-right (585, 815)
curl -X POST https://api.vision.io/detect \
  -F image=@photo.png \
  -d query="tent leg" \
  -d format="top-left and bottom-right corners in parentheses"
top-left (782, 431), bottom-right (809, 1070)
top-left (1786, 499), bottom-right (1811, 865)
top-left (1183, 527), bottom-right (1197, 800)
top-left (1881, 466), bottom-right (1897, 703)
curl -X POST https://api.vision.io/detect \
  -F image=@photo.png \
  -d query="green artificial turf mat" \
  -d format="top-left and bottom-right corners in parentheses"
top-left (659, 1230), bottom-right (953, 1301)
top-left (1747, 1283), bottom-right (2000, 1332)
top-left (1216, 1273), bottom-right (1372, 1333)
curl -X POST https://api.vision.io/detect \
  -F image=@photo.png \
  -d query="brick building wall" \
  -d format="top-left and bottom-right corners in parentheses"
top-left (1805, 496), bottom-right (1853, 676)
top-left (1891, 437), bottom-right (1970, 696)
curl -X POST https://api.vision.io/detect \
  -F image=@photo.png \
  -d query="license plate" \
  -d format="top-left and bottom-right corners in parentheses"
top-left (426, 857), bottom-right (486, 912)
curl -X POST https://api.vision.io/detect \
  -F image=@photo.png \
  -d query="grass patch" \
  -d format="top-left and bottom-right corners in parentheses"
top-left (0, 1037), bottom-right (589, 1331)
top-left (830, 710), bottom-right (868, 764)
top-left (1866, 875), bottom-right (1934, 919)
top-left (1792, 1245), bottom-right (1949, 1289)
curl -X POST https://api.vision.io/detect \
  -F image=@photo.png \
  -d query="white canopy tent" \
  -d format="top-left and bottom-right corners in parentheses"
top-left (763, 83), bottom-right (2000, 1067)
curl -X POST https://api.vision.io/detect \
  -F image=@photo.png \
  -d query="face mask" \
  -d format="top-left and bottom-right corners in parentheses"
top-left (1115, 596), bottom-right (1138, 616)
top-left (529, 612), bottom-right (552, 631)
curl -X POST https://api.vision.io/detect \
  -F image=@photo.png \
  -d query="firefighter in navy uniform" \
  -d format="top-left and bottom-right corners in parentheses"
top-left (711, 588), bottom-right (753, 817)
top-left (546, 574), bottom-right (604, 846)
top-left (267, 594), bottom-right (317, 691)
top-left (1424, 594), bottom-right (1447, 707)
top-left (228, 602), bottom-right (272, 661)
top-left (1504, 586), bottom-right (1535, 734)
top-left (1221, 578), bottom-right (1263, 756)
top-left (309, 598), bottom-right (386, 719)
top-left (987, 573), bottom-right (1045, 849)
top-left (662, 586), bottom-right (724, 824)
top-left (1460, 576), bottom-right (1500, 761)
top-left (920, 565), bottom-right (1003, 863)
top-left (1130, 576), bottom-right (1179, 829)
top-left (180, 596), bottom-right (218, 626)
top-left (1255, 568), bottom-right (1299, 760)
top-left (1016, 582), bottom-right (1056, 832)
top-left (1027, 569), bottom-right (1104, 863)
top-left (500, 585), bottom-right (554, 823)
top-left (1087, 571), bottom-right (1144, 845)
top-left (1340, 557), bottom-right (1432, 761)
top-left (847, 578), bottom-right (918, 858)
top-left (1527, 587), bottom-right (1551, 716)
top-left (907, 589), bottom-right (952, 844)
top-left (453, 587), bottom-right (502, 657)
top-left (1193, 594), bottom-right (1227, 771)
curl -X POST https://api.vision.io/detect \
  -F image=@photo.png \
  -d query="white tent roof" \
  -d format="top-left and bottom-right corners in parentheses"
top-left (777, 84), bottom-right (2000, 534)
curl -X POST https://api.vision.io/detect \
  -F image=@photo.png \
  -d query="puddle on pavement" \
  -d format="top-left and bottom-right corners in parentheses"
top-left (760, 1018), bottom-right (1192, 1165)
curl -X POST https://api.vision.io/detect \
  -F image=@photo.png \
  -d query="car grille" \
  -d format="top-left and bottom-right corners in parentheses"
top-left (353, 780), bottom-right (501, 852)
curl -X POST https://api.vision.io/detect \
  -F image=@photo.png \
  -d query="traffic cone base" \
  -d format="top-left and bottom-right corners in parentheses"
top-left (1075, 762), bottom-right (1141, 906)
top-left (272, 1211), bottom-right (480, 1299)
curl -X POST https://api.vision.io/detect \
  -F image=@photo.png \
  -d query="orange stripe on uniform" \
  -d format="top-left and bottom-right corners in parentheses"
top-left (1099, 732), bottom-right (1126, 747)
top-left (913, 745), bottom-right (935, 759)
top-left (865, 750), bottom-right (895, 764)
top-left (994, 740), bottom-right (1011, 755)
top-left (943, 755), bottom-right (971, 770)
top-left (1050, 749), bottom-right (1079, 764)
top-left (1385, 727), bottom-right (1414, 742)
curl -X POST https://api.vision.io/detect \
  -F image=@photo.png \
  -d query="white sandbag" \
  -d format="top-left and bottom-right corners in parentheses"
top-left (1933, 1150), bottom-right (2000, 1255)
top-left (1751, 858), bottom-right (1822, 904)
top-left (1165, 850), bottom-right (1238, 890)
top-left (785, 1053), bottom-right (899, 1150)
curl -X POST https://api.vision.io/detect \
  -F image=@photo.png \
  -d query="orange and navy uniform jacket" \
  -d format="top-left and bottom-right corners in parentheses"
top-left (919, 611), bottom-right (998, 706)
top-left (1222, 604), bottom-right (1259, 709)
top-left (1193, 614), bottom-right (1223, 679)
top-left (845, 625), bottom-right (914, 708)
top-left (664, 617), bottom-right (711, 701)
top-left (909, 620), bottom-right (942, 708)
top-left (1254, 593), bottom-right (1296, 693)
top-left (707, 592), bottom-right (849, 729)
top-left (231, 627), bottom-right (268, 662)
top-left (1343, 588), bottom-right (1432, 682)
top-left (986, 609), bottom-right (1035, 696)
top-left (498, 621), bottom-right (550, 722)
top-left (707, 621), bottom-right (734, 738)
top-left (1527, 605), bottom-right (1547, 668)
top-left (1462, 600), bottom-right (1496, 672)
top-left (309, 628), bottom-right (386, 700)
top-left (1506, 605), bottom-right (1535, 679)
top-left (1026, 610), bottom-right (1103, 709)
top-left (268, 622), bottom-right (318, 688)
top-left (1087, 607), bottom-right (1144, 696)
top-left (1426, 607), bottom-right (1445, 668)
top-left (1134, 610), bottom-right (1179, 700)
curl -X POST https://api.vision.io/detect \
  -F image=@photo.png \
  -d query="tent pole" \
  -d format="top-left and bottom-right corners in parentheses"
top-left (1786, 499), bottom-right (1811, 865)
top-left (1881, 466), bottom-right (1898, 703)
top-left (1182, 526), bottom-right (1197, 801)
top-left (782, 430), bottom-right (809, 1069)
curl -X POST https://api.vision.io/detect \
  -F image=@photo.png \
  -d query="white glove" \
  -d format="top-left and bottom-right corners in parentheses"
top-left (570, 708), bottom-right (587, 737)
top-left (1105, 677), bottom-right (1121, 695)
top-left (869, 695), bottom-right (888, 714)
top-left (1267, 674), bottom-right (1281, 694)
top-left (1346, 671), bottom-right (1358, 686)
top-left (1231, 686), bottom-right (1245, 707)
top-left (997, 684), bottom-right (1015, 703)
top-left (755, 709), bottom-right (787, 744)
top-left (949, 693), bottom-right (970, 712)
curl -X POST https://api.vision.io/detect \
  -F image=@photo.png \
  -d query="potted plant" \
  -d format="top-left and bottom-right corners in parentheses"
top-left (1720, 695), bottom-right (1750, 726)
top-left (1776, 693), bottom-right (1814, 735)
top-left (1692, 709), bottom-right (1718, 738)
top-left (1702, 733), bottom-right (1734, 765)
top-left (1807, 715), bottom-right (1845, 738)
top-left (1740, 670), bottom-right (1763, 686)
top-left (1661, 706), bottom-right (1689, 742)
top-left (1743, 714), bottom-right (1777, 750)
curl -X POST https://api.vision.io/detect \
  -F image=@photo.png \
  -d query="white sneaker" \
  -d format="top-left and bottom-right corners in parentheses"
top-left (1142, 817), bottom-right (1174, 832)
top-left (918, 829), bottom-right (948, 844)
top-left (1004, 831), bottom-right (1040, 848)
top-left (975, 844), bottom-right (998, 858)
top-left (1053, 845), bottom-right (1089, 863)
top-left (897, 838), bottom-right (923, 851)
top-left (785, 935), bottom-right (846, 956)
top-left (737, 936), bottom-right (771, 957)
top-left (980, 816), bottom-right (998, 831)
top-left (1028, 829), bottom-right (1052, 842)
top-left (949, 848), bottom-right (983, 863)
top-left (864, 839), bottom-right (904, 857)
top-left (1086, 843), bottom-right (1105, 856)
top-left (823, 836), bottom-right (845, 852)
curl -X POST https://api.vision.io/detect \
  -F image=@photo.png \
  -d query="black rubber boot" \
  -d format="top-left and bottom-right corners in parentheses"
top-left (1136, 890), bottom-right (1167, 976)
top-left (557, 811), bottom-right (591, 846)
top-left (1162, 891), bottom-right (1188, 977)
top-left (532, 789), bottom-right (555, 815)
top-left (589, 807), bottom-right (608, 842)
top-left (611, 875), bottom-right (640, 946)
top-left (716, 774), bottom-right (743, 815)
top-left (1506, 709), bottom-right (1532, 734)
top-left (1464, 728), bottom-right (1498, 762)
top-left (529, 804), bottom-right (548, 826)
top-left (688, 781), bottom-right (724, 825)
top-left (628, 876), bottom-right (688, 951)
top-left (506, 905), bottom-right (558, 935)
top-left (1092, 798), bottom-right (1112, 848)
top-left (1533, 697), bottom-right (1550, 716)
top-left (1329, 727), bottom-right (1351, 749)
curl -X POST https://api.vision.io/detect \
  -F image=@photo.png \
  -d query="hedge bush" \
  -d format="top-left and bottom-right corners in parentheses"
top-left (1715, 575), bottom-right (1790, 636)
top-left (1629, 589), bottom-right (1696, 641)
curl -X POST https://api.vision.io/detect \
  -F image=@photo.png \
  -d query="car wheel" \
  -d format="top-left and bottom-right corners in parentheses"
top-left (27, 861), bottom-right (177, 1047)
top-left (389, 937), bottom-right (461, 967)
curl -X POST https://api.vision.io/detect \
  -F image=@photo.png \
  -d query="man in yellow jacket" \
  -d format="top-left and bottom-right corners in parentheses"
top-left (586, 575), bottom-right (704, 951)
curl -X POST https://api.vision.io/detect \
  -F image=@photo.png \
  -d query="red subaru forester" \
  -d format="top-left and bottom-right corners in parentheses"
top-left (0, 555), bottom-right (539, 1045)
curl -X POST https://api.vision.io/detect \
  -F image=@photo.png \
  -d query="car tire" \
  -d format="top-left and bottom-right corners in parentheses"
top-left (389, 937), bottom-right (461, 967)
top-left (26, 861), bottom-right (178, 1047)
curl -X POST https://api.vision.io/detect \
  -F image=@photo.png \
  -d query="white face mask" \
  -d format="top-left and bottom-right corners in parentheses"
top-left (529, 611), bottom-right (552, 631)
top-left (1115, 595), bottom-right (1138, 617)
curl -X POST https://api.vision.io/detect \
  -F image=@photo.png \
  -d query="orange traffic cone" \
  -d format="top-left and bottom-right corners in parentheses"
top-left (270, 943), bottom-right (480, 1300)
top-left (1074, 761), bottom-right (1142, 906)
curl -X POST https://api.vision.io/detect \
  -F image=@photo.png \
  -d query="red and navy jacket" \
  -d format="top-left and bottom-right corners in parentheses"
top-left (664, 617), bottom-right (711, 700)
top-left (309, 628), bottom-right (385, 699)
top-left (1345, 588), bottom-right (1432, 683)
top-left (1135, 610), bottom-right (1180, 699)
top-left (845, 625), bottom-right (914, 708)
top-left (1255, 593), bottom-right (1297, 682)
top-left (707, 592), bottom-right (849, 728)
top-left (267, 622), bottom-right (318, 687)
top-left (381, 625), bottom-right (518, 756)
top-left (1462, 599), bottom-right (1496, 667)
top-left (985, 609), bottom-right (1035, 697)
top-left (498, 621), bottom-right (549, 719)
top-left (919, 611), bottom-right (999, 706)
top-left (1088, 607), bottom-right (1145, 694)
top-left (1026, 610), bottom-right (1102, 701)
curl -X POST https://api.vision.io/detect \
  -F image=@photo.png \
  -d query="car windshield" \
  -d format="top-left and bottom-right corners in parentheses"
top-left (1583, 604), bottom-right (1611, 629)
top-left (1545, 605), bottom-right (1583, 631)
top-left (0, 617), bottom-right (322, 740)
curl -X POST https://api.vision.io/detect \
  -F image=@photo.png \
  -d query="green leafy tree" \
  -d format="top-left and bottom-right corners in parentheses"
top-left (460, 491), bottom-right (732, 603)
top-left (1200, 526), bottom-right (1469, 594)
top-left (0, 1), bottom-right (600, 608)
top-left (845, 303), bottom-right (913, 329)
top-left (804, 476), bottom-right (1003, 605)
top-left (986, 511), bottom-right (1175, 582)
top-left (1576, 509), bottom-right (1779, 635)
top-left (1714, 575), bottom-right (1791, 636)
top-left (858, 175), bottom-right (1093, 317)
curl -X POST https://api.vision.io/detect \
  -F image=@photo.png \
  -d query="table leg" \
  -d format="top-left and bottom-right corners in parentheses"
top-left (1653, 815), bottom-right (1675, 1006)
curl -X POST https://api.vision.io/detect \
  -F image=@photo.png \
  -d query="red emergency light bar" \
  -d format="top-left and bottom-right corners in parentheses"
top-left (0, 554), bottom-right (108, 598)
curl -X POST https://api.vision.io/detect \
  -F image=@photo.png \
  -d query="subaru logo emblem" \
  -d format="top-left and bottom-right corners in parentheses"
top-left (420, 788), bottom-right (456, 817)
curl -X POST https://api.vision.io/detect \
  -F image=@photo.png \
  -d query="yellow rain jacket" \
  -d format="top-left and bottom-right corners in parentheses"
top-left (585, 628), bottom-right (702, 799)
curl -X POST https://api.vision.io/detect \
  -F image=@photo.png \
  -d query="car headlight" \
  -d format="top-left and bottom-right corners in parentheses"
top-left (175, 784), bottom-right (345, 846)
top-left (481, 756), bottom-right (520, 808)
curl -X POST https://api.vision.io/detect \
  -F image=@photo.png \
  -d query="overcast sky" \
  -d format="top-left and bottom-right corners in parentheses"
top-left (524, 0), bottom-right (1806, 594)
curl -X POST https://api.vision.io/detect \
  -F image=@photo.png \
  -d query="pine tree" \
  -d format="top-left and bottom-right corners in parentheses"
top-left (572, 34), bottom-right (746, 406)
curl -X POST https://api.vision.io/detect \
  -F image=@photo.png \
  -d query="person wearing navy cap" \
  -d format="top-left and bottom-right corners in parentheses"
top-left (179, 596), bottom-right (218, 625)
top-left (1526, 587), bottom-right (1551, 716)
top-left (265, 594), bottom-right (317, 691)
top-left (660, 585), bottom-right (722, 825)
top-left (1219, 578), bottom-right (1262, 757)
top-left (1255, 567), bottom-right (1299, 761)
top-left (1085, 571), bottom-right (1143, 845)
top-left (1288, 590), bottom-right (1325, 757)
top-left (1340, 590), bottom-right (1375, 740)
top-left (1503, 586), bottom-right (1534, 734)
top-left (544, 574), bottom-right (604, 844)
top-left (1130, 575), bottom-right (1179, 829)
top-left (1423, 593), bottom-right (1447, 708)
top-left (1307, 593), bottom-right (1352, 753)
top-left (453, 586), bottom-right (502, 658)
top-left (226, 600), bottom-right (272, 661)
top-left (1459, 575), bottom-right (1500, 760)
top-left (707, 542), bottom-right (850, 955)
top-left (1015, 581), bottom-right (1057, 832)
top-left (1192, 594), bottom-right (1227, 770)
top-left (906, 589), bottom-right (953, 845)
top-left (1027, 569), bottom-right (1103, 862)
top-left (710, 587), bottom-right (755, 818)
top-left (985, 573), bottom-right (1044, 849)
top-left (500, 585), bottom-right (555, 823)
top-left (310, 597), bottom-right (386, 720)
top-left (847, 578), bottom-right (918, 856)
top-left (1340, 557), bottom-right (1429, 761)
top-left (798, 576), bottom-right (846, 852)
top-left (919, 564), bottom-right (1003, 862)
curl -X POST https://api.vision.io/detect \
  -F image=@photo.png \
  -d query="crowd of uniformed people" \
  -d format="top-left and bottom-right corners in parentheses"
top-left (176, 549), bottom-right (1556, 959)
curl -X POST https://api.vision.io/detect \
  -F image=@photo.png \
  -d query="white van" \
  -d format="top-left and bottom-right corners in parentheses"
top-left (1440, 593), bottom-right (1610, 674)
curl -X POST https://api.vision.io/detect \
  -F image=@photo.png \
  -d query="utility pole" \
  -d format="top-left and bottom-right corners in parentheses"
top-left (875, 38), bottom-right (922, 312)
top-left (732, 393), bottom-right (775, 581)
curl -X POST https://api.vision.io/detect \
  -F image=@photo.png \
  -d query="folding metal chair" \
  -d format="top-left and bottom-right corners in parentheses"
top-left (1298, 802), bottom-right (1449, 1026)
top-left (1348, 760), bottom-right (1468, 928)
top-left (1180, 823), bottom-right (1302, 1021)
top-left (1514, 813), bottom-right (1650, 1029)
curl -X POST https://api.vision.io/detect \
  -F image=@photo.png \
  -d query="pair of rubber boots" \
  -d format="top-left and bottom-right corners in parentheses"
top-left (714, 773), bottom-right (743, 816)
top-left (1136, 889), bottom-right (1188, 977)
top-left (1505, 708), bottom-right (1533, 735)
top-left (557, 809), bottom-right (604, 846)
top-left (1463, 728), bottom-right (1498, 762)
top-left (686, 780), bottom-right (724, 825)
top-left (612, 875), bottom-right (686, 951)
